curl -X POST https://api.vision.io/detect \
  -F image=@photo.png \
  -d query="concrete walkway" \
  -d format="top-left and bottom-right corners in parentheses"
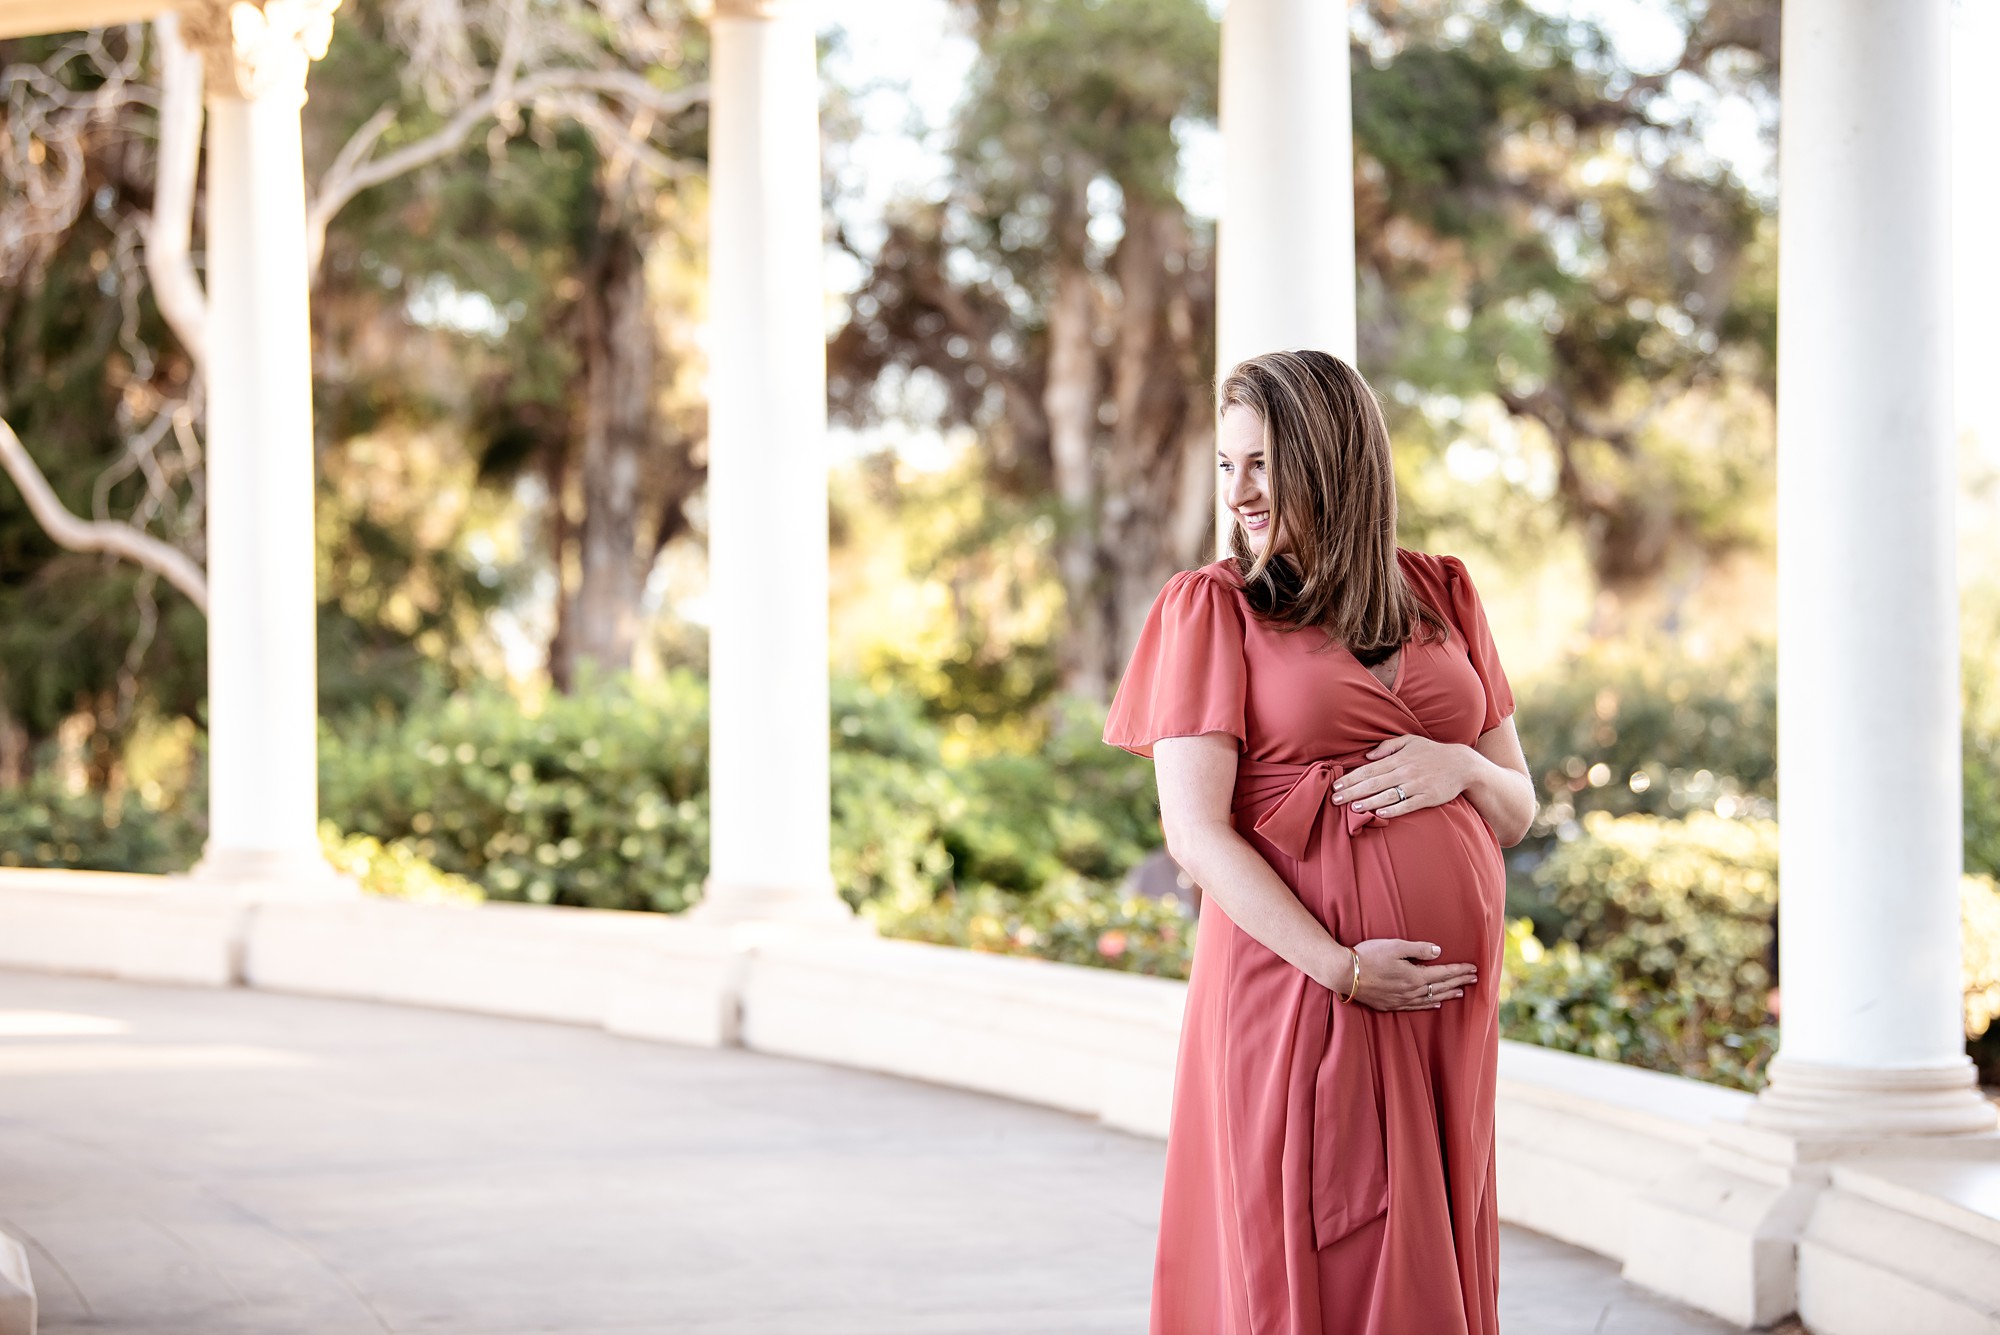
top-left (0, 969), bottom-right (1741, 1334)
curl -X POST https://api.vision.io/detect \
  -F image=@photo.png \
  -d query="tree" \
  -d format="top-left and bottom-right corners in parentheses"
top-left (0, 24), bottom-right (209, 780)
top-left (304, 0), bottom-right (712, 688)
top-left (0, 0), bottom-right (710, 762)
top-left (1351, 0), bottom-right (1780, 621)
top-left (830, 0), bottom-right (1220, 703)
top-left (832, 0), bottom-right (1786, 687)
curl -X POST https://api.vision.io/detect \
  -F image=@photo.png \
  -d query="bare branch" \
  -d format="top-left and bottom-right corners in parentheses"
top-left (0, 415), bottom-right (209, 612)
top-left (143, 11), bottom-right (207, 368)
top-left (533, 87), bottom-right (698, 183)
top-left (0, 27), bottom-right (151, 282)
top-left (306, 69), bottom-right (707, 277)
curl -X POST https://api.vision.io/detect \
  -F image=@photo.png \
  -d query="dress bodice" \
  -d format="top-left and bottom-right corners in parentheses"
top-left (1103, 547), bottom-right (1513, 767)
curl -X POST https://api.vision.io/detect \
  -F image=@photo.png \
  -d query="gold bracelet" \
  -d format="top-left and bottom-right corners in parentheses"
top-left (1340, 948), bottom-right (1361, 1004)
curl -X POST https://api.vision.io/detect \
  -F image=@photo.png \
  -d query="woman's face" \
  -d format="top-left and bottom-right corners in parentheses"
top-left (1218, 403), bottom-right (1280, 554)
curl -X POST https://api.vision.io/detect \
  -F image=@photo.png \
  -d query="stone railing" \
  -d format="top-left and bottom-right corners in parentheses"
top-left (1, 868), bottom-right (1995, 1334)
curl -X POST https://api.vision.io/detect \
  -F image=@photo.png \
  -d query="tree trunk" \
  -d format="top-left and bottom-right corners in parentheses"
top-left (543, 429), bottom-right (578, 692)
top-left (560, 190), bottom-right (656, 685)
top-left (1098, 194), bottom-right (1216, 689)
top-left (1044, 245), bottom-right (1107, 701)
top-left (0, 693), bottom-right (28, 791)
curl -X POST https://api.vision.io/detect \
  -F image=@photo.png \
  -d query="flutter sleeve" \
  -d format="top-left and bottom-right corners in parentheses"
top-left (1438, 554), bottom-right (1516, 734)
top-left (1102, 568), bottom-right (1248, 759)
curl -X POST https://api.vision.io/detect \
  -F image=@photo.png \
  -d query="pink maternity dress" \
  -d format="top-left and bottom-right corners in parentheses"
top-left (1102, 548), bottom-right (1515, 1335)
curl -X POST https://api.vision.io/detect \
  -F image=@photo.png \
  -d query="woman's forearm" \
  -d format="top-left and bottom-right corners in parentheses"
top-left (1457, 745), bottom-right (1536, 846)
top-left (1168, 819), bottom-right (1348, 991)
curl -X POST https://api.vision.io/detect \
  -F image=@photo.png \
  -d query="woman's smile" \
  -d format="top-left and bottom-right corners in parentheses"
top-left (1219, 402), bottom-right (1277, 551)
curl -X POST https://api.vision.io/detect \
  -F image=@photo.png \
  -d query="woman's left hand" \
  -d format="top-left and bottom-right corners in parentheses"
top-left (1330, 735), bottom-right (1474, 818)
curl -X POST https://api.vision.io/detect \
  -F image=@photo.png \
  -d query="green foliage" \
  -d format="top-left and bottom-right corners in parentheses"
top-left (833, 679), bottom-right (1161, 913)
top-left (1511, 633), bottom-right (2000, 914)
top-left (830, 677), bottom-right (962, 912)
top-left (319, 821), bottom-right (485, 904)
top-left (873, 873), bottom-right (1193, 979)
top-left (1968, 707), bottom-right (2000, 884)
top-left (1514, 641), bottom-right (1777, 828)
top-left (1964, 579), bottom-right (2000, 882)
top-left (1504, 810), bottom-right (1780, 1090)
top-left (1532, 810), bottom-right (1776, 1023)
top-left (0, 773), bottom-right (202, 874)
top-left (955, 0), bottom-right (1220, 217)
top-left (1506, 638), bottom-right (1776, 930)
top-left (1965, 874), bottom-right (2000, 1043)
top-left (1498, 916), bottom-right (1778, 1092)
top-left (0, 32), bottom-right (208, 757)
top-left (829, 452), bottom-right (1066, 741)
top-left (1350, 4), bottom-right (1781, 591)
top-left (319, 671), bottom-right (710, 912)
top-left (948, 694), bottom-right (1163, 894)
top-left (317, 673), bottom-right (1163, 920)
top-left (1503, 813), bottom-right (2000, 1090)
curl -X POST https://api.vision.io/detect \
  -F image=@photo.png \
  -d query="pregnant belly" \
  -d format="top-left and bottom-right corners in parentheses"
top-left (1378, 797), bottom-right (1507, 973)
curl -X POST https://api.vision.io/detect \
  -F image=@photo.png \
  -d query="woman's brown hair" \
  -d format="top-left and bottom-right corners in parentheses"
top-left (1218, 349), bottom-right (1448, 663)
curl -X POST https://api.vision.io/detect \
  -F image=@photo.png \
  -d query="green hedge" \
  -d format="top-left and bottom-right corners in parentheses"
top-left (319, 821), bottom-right (484, 904)
top-left (1966, 653), bottom-right (2000, 883)
top-left (1511, 636), bottom-right (2000, 899)
top-left (1497, 917), bottom-right (1777, 1091)
top-left (0, 774), bottom-right (201, 873)
top-left (1512, 642), bottom-right (1778, 831)
top-left (1505, 812), bottom-right (2000, 1089)
top-left (871, 874), bottom-right (1194, 978)
top-left (317, 673), bottom-right (1165, 918)
top-left (1530, 810), bottom-right (1777, 1033)
top-left (320, 670), bottom-right (710, 912)
top-left (1505, 811), bottom-right (1780, 1089)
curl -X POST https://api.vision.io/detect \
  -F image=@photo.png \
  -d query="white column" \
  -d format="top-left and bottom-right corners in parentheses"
top-left (1216, 0), bottom-right (1355, 374)
top-left (1214, 0), bottom-right (1356, 552)
top-left (691, 0), bottom-right (852, 925)
top-left (184, 0), bottom-right (348, 896)
top-left (1750, 0), bottom-right (1990, 1136)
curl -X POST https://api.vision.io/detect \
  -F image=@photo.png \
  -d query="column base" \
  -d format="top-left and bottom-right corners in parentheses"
top-left (1746, 1054), bottom-right (1999, 1137)
top-left (179, 846), bottom-right (358, 901)
top-left (1622, 1110), bottom-right (2000, 1328)
top-left (683, 875), bottom-right (873, 932)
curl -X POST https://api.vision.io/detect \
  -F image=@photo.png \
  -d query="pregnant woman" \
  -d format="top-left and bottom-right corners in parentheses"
top-left (1102, 349), bottom-right (1536, 1335)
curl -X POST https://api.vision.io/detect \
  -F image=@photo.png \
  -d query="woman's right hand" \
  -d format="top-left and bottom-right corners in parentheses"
top-left (1342, 938), bottom-right (1477, 1011)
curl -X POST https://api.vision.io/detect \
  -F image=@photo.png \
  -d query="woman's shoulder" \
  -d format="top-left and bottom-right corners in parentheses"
top-left (1152, 558), bottom-right (1246, 600)
top-left (1188, 557), bottom-right (1245, 589)
top-left (1395, 546), bottom-right (1472, 588)
top-left (1142, 562), bottom-right (1250, 640)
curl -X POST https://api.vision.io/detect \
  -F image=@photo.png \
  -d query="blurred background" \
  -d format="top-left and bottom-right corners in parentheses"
top-left (1, 0), bottom-right (1995, 1096)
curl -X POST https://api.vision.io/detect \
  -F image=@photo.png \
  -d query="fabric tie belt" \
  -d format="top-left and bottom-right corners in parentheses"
top-left (1240, 753), bottom-right (1390, 861)
top-left (1231, 749), bottom-right (1397, 1253)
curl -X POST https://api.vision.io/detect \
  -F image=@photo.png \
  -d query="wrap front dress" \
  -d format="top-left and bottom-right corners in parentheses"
top-left (1101, 547), bottom-right (1516, 1335)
